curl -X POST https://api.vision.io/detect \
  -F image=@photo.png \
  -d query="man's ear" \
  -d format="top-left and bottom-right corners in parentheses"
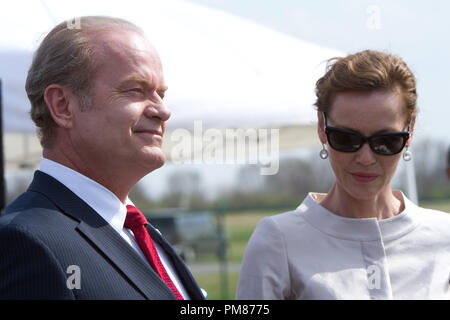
top-left (317, 111), bottom-right (327, 145)
top-left (44, 84), bottom-right (77, 129)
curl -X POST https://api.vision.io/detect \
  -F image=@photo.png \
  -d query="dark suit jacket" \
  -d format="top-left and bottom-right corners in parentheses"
top-left (0, 171), bottom-right (205, 300)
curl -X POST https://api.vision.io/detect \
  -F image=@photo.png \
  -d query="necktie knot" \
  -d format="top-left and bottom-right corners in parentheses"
top-left (124, 205), bottom-right (148, 230)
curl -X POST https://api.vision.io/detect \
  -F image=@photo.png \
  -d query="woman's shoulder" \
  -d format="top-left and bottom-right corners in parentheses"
top-left (397, 192), bottom-right (450, 226)
top-left (414, 204), bottom-right (450, 224)
top-left (260, 209), bottom-right (304, 227)
top-left (409, 202), bottom-right (450, 243)
top-left (252, 196), bottom-right (318, 238)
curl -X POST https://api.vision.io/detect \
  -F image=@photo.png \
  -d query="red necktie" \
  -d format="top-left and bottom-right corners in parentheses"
top-left (125, 205), bottom-right (184, 300)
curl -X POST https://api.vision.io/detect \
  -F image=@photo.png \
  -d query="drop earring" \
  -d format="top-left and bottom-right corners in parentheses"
top-left (320, 144), bottom-right (329, 159)
top-left (403, 148), bottom-right (412, 161)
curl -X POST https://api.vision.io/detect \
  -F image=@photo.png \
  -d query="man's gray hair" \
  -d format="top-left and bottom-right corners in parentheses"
top-left (25, 16), bottom-right (144, 147)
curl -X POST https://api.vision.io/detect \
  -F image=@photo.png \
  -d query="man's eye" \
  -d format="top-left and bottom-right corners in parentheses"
top-left (129, 88), bottom-right (144, 93)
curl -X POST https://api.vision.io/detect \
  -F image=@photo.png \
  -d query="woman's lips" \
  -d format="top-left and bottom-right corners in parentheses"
top-left (351, 172), bottom-right (379, 183)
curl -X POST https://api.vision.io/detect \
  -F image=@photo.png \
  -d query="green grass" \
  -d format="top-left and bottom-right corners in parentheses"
top-left (419, 198), bottom-right (450, 213)
top-left (192, 271), bottom-right (240, 300)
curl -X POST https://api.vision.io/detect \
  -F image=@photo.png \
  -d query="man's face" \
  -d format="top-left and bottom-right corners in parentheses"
top-left (71, 29), bottom-right (170, 176)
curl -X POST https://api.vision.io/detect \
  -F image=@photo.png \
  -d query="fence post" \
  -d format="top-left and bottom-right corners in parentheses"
top-left (0, 79), bottom-right (5, 214)
top-left (216, 197), bottom-right (229, 299)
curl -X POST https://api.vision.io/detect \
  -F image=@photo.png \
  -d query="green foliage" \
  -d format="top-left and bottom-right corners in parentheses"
top-left (419, 198), bottom-right (450, 213)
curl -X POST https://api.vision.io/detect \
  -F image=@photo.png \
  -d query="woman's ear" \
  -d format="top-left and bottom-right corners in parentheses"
top-left (406, 116), bottom-right (416, 148)
top-left (317, 111), bottom-right (327, 145)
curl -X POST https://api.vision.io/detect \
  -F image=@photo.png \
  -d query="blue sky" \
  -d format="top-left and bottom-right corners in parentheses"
top-left (187, 0), bottom-right (450, 144)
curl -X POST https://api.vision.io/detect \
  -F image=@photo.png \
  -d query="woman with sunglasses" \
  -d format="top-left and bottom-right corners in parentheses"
top-left (236, 50), bottom-right (450, 300)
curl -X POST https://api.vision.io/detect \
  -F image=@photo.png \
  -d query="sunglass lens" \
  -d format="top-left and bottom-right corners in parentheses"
top-left (328, 130), bottom-right (362, 152)
top-left (370, 135), bottom-right (406, 155)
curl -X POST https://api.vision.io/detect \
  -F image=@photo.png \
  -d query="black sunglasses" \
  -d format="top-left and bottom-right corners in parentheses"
top-left (323, 113), bottom-right (411, 155)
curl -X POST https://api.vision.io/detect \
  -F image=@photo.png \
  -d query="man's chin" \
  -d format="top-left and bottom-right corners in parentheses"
top-left (139, 148), bottom-right (166, 171)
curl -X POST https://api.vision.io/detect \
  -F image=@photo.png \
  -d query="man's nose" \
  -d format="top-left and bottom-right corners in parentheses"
top-left (355, 142), bottom-right (377, 166)
top-left (144, 99), bottom-right (171, 122)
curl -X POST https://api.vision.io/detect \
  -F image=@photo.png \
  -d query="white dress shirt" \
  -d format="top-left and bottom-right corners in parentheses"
top-left (39, 158), bottom-right (190, 299)
top-left (236, 191), bottom-right (450, 300)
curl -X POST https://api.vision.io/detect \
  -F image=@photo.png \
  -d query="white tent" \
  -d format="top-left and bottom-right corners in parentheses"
top-left (0, 0), bottom-right (343, 134)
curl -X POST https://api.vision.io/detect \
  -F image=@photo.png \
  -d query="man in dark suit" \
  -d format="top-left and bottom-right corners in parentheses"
top-left (0, 16), bottom-right (204, 300)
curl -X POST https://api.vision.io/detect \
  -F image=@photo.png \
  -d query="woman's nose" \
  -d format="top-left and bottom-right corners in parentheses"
top-left (355, 142), bottom-right (377, 166)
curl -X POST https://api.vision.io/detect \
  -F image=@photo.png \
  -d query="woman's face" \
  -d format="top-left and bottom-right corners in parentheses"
top-left (318, 89), bottom-right (413, 201)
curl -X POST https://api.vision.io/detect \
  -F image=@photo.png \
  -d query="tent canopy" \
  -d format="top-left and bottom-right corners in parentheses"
top-left (0, 0), bottom-right (343, 134)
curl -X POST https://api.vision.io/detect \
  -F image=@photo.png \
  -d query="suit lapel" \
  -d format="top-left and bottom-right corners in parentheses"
top-left (28, 171), bottom-right (176, 300)
top-left (147, 224), bottom-right (205, 300)
top-left (76, 221), bottom-right (175, 300)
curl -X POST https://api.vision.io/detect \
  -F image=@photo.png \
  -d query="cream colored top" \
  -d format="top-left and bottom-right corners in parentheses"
top-left (236, 192), bottom-right (450, 300)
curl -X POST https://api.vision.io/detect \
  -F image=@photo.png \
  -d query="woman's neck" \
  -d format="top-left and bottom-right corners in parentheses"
top-left (319, 183), bottom-right (404, 220)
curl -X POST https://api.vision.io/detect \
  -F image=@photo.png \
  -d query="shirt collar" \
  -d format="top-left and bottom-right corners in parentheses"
top-left (39, 158), bottom-right (133, 234)
top-left (297, 191), bottom-right (420, 242)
